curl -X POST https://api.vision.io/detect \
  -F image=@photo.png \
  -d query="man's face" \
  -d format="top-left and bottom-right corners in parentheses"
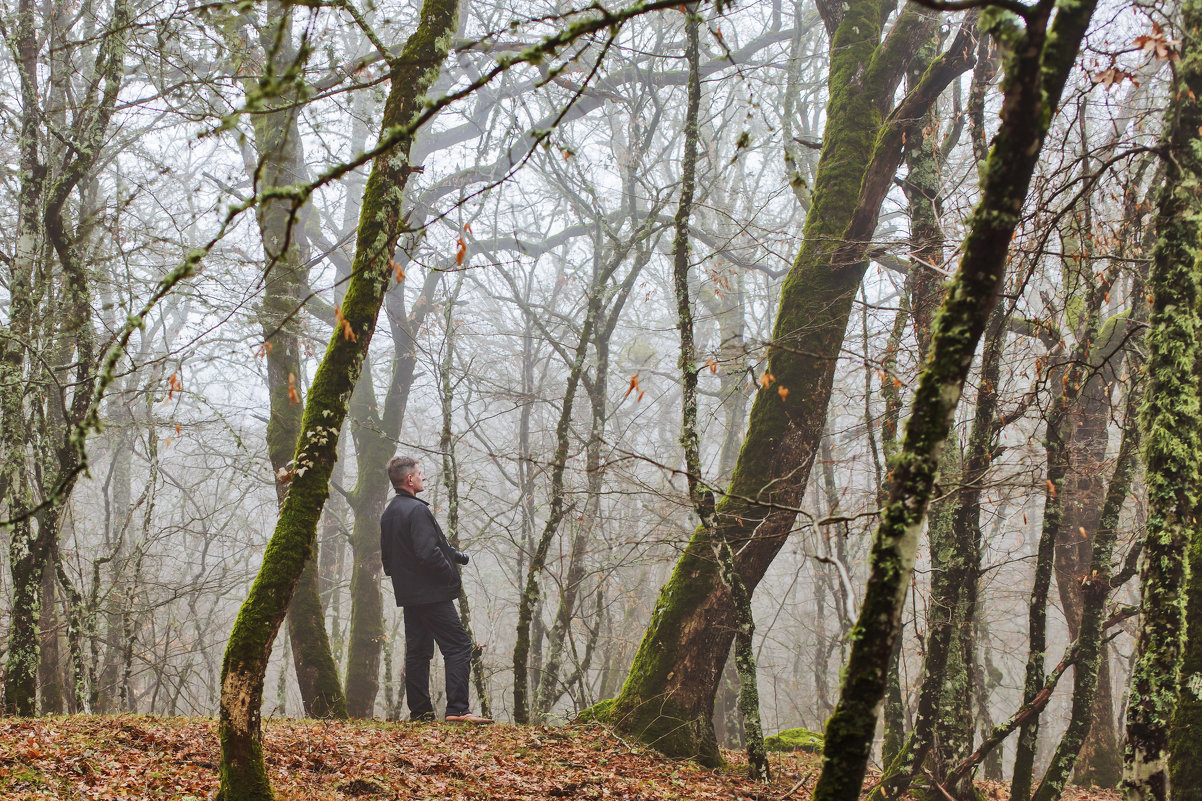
top-left (407, 467), bottom-right (426, 494)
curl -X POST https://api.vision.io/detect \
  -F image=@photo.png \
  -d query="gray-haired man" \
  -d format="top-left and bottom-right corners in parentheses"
top-left (380, 456), bottom-right (491, 724)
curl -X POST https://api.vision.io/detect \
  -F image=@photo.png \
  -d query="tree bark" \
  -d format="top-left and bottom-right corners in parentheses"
top-left (1122, 3), bottom-right (1202, 796)
top-left (1034, 383), bottom-right (1141, 801)
top-left (240, 1), bottom-right (347, 721)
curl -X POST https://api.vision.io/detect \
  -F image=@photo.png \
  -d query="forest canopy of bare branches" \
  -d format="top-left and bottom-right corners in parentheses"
top-left (1, 0), bottom-right (1199, 798)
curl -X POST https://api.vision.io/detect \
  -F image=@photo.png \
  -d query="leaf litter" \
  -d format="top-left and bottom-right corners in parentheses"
top-left (0, 716), bottom-right (1120, 800)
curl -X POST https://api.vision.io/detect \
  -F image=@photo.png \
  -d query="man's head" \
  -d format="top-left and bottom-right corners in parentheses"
top-left (387, 455), bottom-right (425, 493)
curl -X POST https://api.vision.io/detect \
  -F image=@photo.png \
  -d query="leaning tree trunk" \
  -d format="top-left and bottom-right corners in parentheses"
top-left (810, 0), bottom-right (1100, 797)
top-left (216, 1), bottom-right (457, 796)
top-left (595, 0), bottom-right (972, 764)
top-left (1122, 4), bottom-right (1202, 798)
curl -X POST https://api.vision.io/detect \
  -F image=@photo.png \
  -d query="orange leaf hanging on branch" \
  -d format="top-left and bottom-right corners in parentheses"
top-left (333, 305), bottom-right (357, 342)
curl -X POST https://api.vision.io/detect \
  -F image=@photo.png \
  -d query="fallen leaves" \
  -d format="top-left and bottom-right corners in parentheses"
top-left (0, 715), bottom-right (820, 801)
top-left (0, 716), bottom-right (1125, 801)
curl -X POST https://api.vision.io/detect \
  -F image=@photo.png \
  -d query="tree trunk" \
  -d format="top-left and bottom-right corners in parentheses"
top-left (1122, 3), bottom-right (1202, 796)
top-left (596, 1), bottom-right (968, 764)
top-left (438, 275), bottom-right (491, 718)
top-left (810, 0), bottom-right (1099, 797)
top-left (343, 271), bottom-right (440, 718)
top-left (1033, 384), bottom-right (1141, 801)
top-left (216, 1), bottom-right (457, 795)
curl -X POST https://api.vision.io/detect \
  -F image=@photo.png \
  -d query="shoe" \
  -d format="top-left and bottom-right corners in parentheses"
top-left (445, 713), bottom-right (493, 724)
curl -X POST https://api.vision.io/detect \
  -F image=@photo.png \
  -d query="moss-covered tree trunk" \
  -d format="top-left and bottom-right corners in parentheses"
top-left (1121, 3), bottom-right (1202, 797)
top-left (810, 0), bottom-right (1099, 797)
top-left (0, 2), bottom-right (41, 718)
top-left (3, 0), bottom-right (130, 716)
top-left (882, 34), bottom-right (987, 798)
top-left (597, 1), bottom-right (974, 764)
top-left (1172, 474), bottom-right (1202, 801)
top-left (215, 1), bottom-right (457, 796)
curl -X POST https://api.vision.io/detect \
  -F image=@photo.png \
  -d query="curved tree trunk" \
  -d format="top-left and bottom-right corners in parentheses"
top-left (216, 1), bottom-right (457, 795)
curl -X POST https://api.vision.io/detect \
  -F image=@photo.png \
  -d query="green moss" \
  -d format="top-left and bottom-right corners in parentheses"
top-left (764, 727), bottom-right (824, 753)
top-left (575, 698), bottom-right (617, 723)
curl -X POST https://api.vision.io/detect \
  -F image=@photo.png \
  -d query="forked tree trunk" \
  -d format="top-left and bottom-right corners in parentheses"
top-left (216, 1), bottom-right (457, 795)
top-left (810, 0), bottom-right (1099, 797)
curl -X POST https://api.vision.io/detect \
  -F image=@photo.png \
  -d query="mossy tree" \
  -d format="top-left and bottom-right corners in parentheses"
top-left (215, 0), bottom-right (458, 795)
top-left (591, 0), bottom-right (976, 764)
top-left (809, 0), bottom-right (1101, 796)
top-left (1122, 2), bottom-right (1202, 798)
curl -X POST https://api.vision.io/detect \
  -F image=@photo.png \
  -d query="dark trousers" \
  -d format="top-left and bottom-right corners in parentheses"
top-left (403, 600), bottom-right (472, 719)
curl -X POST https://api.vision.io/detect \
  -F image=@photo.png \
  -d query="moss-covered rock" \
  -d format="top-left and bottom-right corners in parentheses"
top-left (764, 727), bottom-right (823, 753)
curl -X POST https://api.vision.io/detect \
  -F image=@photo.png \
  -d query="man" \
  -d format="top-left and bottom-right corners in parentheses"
top-left (380, 455), bottom-right (492, 724)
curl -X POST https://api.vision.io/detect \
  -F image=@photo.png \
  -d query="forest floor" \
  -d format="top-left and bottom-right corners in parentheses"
top-left (0, 715), bottom-right (1121, 801)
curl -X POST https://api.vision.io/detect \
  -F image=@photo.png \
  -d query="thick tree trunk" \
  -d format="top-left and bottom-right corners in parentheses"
top-left (38, 540), bottom-right (64, 715)
top-left (216, 1), bottom-right (457, 795)
top-left (596, 1), bottom-right (968, 764)
top-left (1171, 489), bottom-right (1202, 801)
top-left (811, 0), bottom-right (1099, 797)
top-left (1121, 4), bottom-right (1202, 796)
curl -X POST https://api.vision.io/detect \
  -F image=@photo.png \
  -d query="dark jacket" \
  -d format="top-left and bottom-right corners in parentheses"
top-left (380, 490), bottom-right (462, 607)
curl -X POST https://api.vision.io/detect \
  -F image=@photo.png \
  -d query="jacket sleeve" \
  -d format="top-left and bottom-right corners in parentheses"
top-left (409, 506), bottom-right (459, 585)
top-left (380, 513), bottom-right (394, 577)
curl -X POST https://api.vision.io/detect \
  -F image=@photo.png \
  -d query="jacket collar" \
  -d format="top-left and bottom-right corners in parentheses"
top-left (395, 488), bottom-right (429, 506)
